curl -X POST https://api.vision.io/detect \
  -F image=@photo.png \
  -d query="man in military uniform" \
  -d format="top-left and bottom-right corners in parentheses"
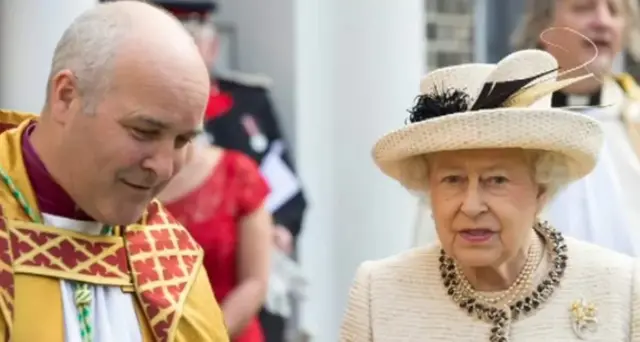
top-left (154, 1), bottom-right (308, 341)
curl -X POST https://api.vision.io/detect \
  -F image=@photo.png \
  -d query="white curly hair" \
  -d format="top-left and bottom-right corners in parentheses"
top-left (401, 149), bottom-right (571, 206)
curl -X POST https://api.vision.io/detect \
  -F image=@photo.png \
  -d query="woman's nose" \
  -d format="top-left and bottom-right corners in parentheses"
top-left (460, 182), bottom-right (488, 218)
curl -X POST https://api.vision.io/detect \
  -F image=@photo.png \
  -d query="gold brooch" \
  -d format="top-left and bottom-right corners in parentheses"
top-left (570, 298), bottom-right (598, 339)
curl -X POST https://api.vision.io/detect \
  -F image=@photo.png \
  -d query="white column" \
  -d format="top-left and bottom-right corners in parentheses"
top-left (193, 0), bottom-right (425, 339)
top-left (295, 1), bottom-right (425, 340)
top-left (0, 0), bottom-right (97, 112)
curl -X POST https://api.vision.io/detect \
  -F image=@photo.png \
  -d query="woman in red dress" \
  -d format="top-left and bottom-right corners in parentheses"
top-left (159, 137), bottom-right (272, 342)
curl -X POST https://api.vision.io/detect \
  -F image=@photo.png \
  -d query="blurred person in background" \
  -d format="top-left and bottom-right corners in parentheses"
top-left (515, 0), bottom-right (640, 256)
top-left (159, 133), bottom-right (272, 342)
top-left (151, 1), bottom-right (309, 341)
top-left (0, 1), bottom-right (228, 341)
top-left (341, 48), bottom-right (640, 342)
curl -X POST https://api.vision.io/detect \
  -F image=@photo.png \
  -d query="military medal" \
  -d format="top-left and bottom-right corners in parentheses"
top-left (241, 114), bottom-right (268, 153)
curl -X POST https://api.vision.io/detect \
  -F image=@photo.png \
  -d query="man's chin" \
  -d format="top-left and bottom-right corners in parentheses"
top-left (589, 55), bottom-right (614, 74)
top-left (94, 203), bottom-right (149, 226)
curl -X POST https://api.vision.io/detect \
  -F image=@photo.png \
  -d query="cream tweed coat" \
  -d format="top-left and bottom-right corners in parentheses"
top-left (340, 237), bottom-right (640, 341)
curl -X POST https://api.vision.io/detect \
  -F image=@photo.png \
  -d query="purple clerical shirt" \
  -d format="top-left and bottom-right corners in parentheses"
top-left (21, 123), bottom-right (93, 221)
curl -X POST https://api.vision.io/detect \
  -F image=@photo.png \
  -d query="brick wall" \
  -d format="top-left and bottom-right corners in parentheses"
top-left (425, 0), bottom-right (475, 70)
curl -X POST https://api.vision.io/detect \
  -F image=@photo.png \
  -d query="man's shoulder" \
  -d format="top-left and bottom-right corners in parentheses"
top-left (614, 73), bottom-right (640, 101)
top-left (0, 110), bottom-right (37, 134)
top-left (216, 70), bottom-right (273, 90)
top-left (215, 70), bottom-right (273, 102)
top-left (0, 191), bottom-right (23, 221)
top-left (141, 204), bottom-right (229, 341)
top-left (138, 200), bottom-right (202, 250)
top-left (127, 201), bottom-right (214, 340)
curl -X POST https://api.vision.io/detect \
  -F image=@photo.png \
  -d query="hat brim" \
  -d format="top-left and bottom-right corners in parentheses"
top-left (372, 108), bottom-right (603, 190)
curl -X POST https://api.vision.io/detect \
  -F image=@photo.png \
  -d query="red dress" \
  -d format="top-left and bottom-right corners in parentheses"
top-left (164, 150), bottom-right (270, 342)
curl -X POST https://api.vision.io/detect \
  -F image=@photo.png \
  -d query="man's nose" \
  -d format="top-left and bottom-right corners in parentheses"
top-left (141, 142), bottom-right (179, 183)
top-left (591, 3), bottom-right (616, 30)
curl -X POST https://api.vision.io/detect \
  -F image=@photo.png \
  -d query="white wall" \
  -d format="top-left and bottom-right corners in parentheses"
top-left (215, 0), bottom-right (425, 340)
top-left (291, 0), bottom-right (337, 338)
top-left (0, 0), bottom-right (97, 112)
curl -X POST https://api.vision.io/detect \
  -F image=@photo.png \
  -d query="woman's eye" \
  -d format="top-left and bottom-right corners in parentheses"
top-left (442, 175), bottom-right (463, 184)
top-left (488, 176), bottom-right (509, 185)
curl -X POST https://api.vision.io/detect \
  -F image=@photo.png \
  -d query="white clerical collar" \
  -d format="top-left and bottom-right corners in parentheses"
top-left (566, 94), bottom-right (592, 107)
top-left (41, 213), bottom-right (104, 235)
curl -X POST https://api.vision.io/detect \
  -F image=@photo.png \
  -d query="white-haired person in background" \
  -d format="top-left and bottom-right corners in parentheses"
top-left (339, 49), bottom-right (640, 341)
top-left (513, 0), bottom-right (640, 256)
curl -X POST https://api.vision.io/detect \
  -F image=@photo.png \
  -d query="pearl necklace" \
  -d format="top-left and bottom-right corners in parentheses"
top-left (439, 222), bottom-right (569, 342)
top-left (455, 239), bottom-right (542, 307)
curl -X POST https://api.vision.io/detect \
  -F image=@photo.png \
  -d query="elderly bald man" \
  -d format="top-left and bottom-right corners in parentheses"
top-left (0, 1), bottom-right (228, 342)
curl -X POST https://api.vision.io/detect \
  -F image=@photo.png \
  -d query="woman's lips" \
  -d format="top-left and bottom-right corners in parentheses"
top-left (459, 229), bottom-right (495, 243)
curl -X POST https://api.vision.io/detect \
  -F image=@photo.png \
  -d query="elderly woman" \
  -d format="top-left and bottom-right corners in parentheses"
top-left (415, 0), bottom-right (640, 255)
top-left (339, 49), bottom-right (640, 341)
top-left (510, 0), bottom-right (640, 256)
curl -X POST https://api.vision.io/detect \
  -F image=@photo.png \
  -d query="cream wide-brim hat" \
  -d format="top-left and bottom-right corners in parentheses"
top-left (372, 50), bottom-right (604, 191)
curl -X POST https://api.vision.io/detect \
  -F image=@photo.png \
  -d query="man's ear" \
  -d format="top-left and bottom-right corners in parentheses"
top-left (48, 69), bottom-right (82, 124)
